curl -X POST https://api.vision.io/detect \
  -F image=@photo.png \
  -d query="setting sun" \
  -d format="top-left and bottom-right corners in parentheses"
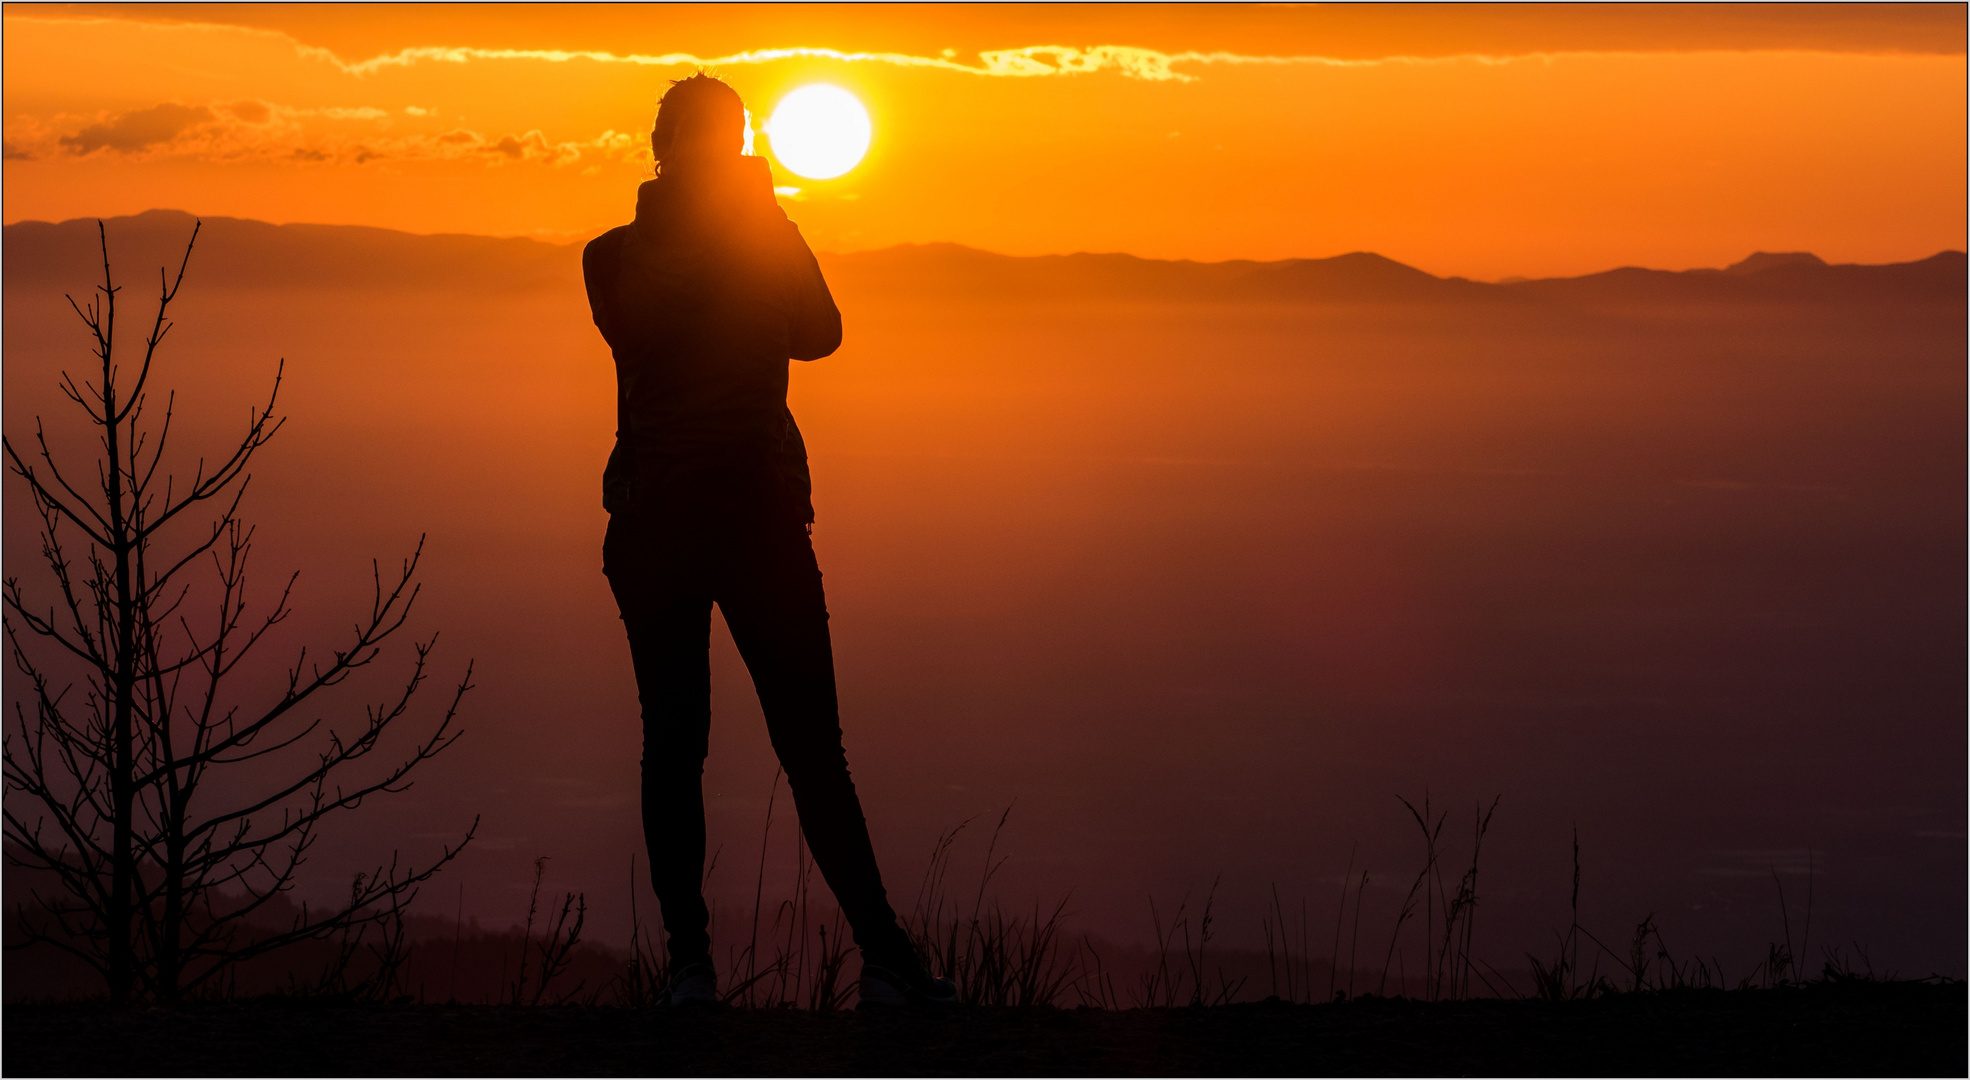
top-left (764, 84), bottom-right (871, 181)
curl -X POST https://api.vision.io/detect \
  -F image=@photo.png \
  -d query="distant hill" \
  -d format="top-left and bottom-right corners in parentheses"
top-left (1722, 251), bottom-right (1825, 276)
top-left (1503, 251), bottom-right (1964, 306)
top-left (833, 242), bottom-right (1965, 306)
top-left (817, 242), bottom-right (1486, 304)
top-left (2, 210), bottom-right (575, 294)
top-left (4, 209), bottom-right (1962, 306)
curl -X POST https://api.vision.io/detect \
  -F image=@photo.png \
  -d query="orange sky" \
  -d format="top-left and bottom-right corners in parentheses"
top-left (4, 3), bottom-right (1964, 278)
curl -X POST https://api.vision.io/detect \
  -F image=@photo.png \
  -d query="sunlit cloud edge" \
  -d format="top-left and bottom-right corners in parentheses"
top-left (11, 16), bottom-right (1937, 87)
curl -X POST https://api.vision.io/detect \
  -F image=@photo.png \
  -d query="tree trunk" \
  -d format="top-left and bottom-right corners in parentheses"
top-left (158, 798), bottom-right (185, 1002)
top-left (104, 328), bottom-right (136, 1006)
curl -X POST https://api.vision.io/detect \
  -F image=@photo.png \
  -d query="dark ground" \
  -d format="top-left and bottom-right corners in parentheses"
top-left (6, 981), bottom-right (1963, 1077)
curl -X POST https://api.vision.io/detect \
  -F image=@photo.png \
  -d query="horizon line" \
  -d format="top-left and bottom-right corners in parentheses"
top-left (3, 207), bottom-right (1963, 285)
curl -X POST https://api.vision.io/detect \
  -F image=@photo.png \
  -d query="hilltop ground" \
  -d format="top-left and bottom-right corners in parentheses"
top-left (6, 980), bottom-right (1962, 1077)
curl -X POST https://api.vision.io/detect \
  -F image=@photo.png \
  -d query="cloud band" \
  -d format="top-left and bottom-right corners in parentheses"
top-left (323, 42), bottom-right (1391, 83)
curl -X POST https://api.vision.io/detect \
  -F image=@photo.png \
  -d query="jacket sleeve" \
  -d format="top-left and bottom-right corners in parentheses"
top-left (738, 156), bottom-right (841, 361)
top-left (583, 227), bottom-right (633, 514)
top-left (582, 229), bottom-right (624, 347)
top-left (783, 222), bottom-right (843, 361)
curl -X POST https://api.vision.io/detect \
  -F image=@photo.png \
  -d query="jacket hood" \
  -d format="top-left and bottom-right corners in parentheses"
top-left (634, 155), bottom-right (779, 238)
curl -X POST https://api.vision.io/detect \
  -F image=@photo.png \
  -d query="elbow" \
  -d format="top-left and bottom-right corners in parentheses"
top-left (790, 319), bottom-right (843, 362)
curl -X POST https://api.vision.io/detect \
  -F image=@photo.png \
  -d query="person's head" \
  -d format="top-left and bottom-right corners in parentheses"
top-left (650, 73), bottom-right (746, 170)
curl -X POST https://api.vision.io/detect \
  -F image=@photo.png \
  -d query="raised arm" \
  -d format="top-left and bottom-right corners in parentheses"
top-left (781, 222), bottom-right (842, 361)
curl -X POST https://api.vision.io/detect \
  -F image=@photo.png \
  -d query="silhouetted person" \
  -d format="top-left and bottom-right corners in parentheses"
top-left (583, 74), bottom-right (955, 1008)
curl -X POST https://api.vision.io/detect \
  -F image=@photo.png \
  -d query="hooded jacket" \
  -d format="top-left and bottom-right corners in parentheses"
top-left (583, 155), bottom-right (841, 521)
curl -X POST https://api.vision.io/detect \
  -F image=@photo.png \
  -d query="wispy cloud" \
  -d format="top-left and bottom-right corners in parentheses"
top-left (1, 16), bottom-right (1402, 83)
top-left (59, 102), bottom-right (215, 154)
top-left (319, 42), bottom-right (1403, 83)
top-left (11, 98), bottom-right (643, 170)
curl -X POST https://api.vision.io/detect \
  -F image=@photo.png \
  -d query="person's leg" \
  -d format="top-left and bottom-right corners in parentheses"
top-left (718, 521), bottom-right (915, 966)
top-left (605, 514), bottom-right (717, 968)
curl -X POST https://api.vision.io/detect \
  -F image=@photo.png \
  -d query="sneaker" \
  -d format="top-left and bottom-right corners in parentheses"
top-left (663, 960), bottom-right (718, 1007)
top-left (858, 958), bottom-right (959, 1008)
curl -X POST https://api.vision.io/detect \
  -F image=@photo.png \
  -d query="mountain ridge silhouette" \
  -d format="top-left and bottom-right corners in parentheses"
top-left (5, 209), bottom-right (1962, 305)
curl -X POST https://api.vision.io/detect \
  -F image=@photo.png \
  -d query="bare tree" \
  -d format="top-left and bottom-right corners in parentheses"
top-left (3, 220), bottom-right (475, 1003)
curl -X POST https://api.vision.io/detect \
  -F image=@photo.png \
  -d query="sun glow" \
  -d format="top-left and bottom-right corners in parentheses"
top-left (764, 84), bottom-right (872, 180)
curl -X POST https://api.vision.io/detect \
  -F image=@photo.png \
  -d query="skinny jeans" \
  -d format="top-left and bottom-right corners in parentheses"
top-left (602, 458), bottom-right (910, 968)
